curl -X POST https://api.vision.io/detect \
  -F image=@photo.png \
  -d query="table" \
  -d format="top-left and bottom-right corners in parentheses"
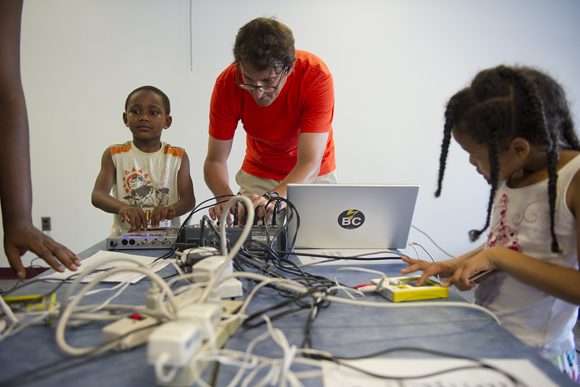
top-left (0, 241), bottom-right (576, 387)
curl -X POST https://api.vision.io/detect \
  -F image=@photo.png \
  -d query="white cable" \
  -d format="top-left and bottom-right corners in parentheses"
top-left (56, 266), bottom-right (177, 356)
top-left (86, 282), bottom-right (131, 312)
top-left (70, 281), bottom-right (126, 300)
top-left (409, 243), bottom-right (420, 259)
top-left (59, 255), bottom-right (151, 318)
top-left (333, 266), bottom-right (387, 300)
top-left (263, 315), bottom-right (297, 386)
top-left (216, 272), bottom-right (307, 320)
top-left (200, 195), bottom-right (255, 304)
top-left (408, 241), bottom-right (437, 263)
top-left (0, 305), bottom-right (55, 342)
top-left (322, 294), bottom-right (502, 326)
top-left (0, 296), bottom-right (18, 326)
top-left (154, 352), bottom-right (178, 383)
top-left (188, 320), bottom-right (328, 387)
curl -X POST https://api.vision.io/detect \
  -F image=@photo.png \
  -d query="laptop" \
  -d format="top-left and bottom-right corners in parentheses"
top-left (286, 184), bottom-right (419, 251)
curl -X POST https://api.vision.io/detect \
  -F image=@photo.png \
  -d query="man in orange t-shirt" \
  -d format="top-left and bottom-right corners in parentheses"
top-left (204, 17), bottom-right (336, 222)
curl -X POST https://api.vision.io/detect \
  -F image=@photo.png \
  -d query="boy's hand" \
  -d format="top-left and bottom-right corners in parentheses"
top-left (118, 205), bottom-right (148, 230)
top-left (150, 205), bottom-right (176, 227)
top-left (4, 220), bottom-right (80, 279)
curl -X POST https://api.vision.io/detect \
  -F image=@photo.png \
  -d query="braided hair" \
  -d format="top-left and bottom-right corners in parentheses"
top-left (436, 66), bottom-right (579, 253)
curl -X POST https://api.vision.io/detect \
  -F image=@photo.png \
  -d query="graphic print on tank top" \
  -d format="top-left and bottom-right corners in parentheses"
top-left (121, 166), bottom-right (171, 211)
top-left (476, 193), bottom-right (521, 307)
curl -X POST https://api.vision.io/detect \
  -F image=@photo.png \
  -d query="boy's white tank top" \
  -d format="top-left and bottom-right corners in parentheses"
top-left (109, 141), bottom-right (184, 233)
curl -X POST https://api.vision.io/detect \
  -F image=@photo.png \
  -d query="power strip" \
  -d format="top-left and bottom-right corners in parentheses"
top-left (102, 314), bottom-right (158, 350)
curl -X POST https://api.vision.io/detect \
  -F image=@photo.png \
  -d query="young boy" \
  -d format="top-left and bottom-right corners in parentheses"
top-left (92, 86), bottom-right (195, 233)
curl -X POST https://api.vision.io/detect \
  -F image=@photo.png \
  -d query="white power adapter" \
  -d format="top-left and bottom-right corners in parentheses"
top-left (177, 303), bottom-right (221, 340)
top-left (147, 320), bottom-right (202, 367)
top-left (192, 255), bottom-right (233, 283)
top-left (147, 320), bottom-right (203, 383)
top-left (219, 277), bottom-right (243, 298)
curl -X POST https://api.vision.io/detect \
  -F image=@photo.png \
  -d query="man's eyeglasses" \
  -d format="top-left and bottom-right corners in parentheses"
top-left (235, 64), bottom-right (288, 93)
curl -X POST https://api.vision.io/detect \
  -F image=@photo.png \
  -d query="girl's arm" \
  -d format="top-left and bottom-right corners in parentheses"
top-left (448, 246), bottom-right (580, 304)
top-left (448, 167), bottom-right (580, 304)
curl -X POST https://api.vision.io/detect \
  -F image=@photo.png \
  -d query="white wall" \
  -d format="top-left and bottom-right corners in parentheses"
top-left (2, 0), bottom-right (579, 268)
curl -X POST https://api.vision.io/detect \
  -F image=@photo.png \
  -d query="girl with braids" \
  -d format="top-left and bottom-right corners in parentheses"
top-left (401, 65), bottom-right (580, 381)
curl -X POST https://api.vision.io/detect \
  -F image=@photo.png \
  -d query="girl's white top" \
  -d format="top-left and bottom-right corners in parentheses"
top-left (476, 154), bottom-right (580, 359)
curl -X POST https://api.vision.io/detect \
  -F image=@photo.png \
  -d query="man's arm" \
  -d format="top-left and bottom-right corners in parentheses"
top-left (204, 136), bottom-right (236, 221)
top-left (247, 131), bottom-right (329, 218)
top-left (272, 131), bottom-right (329, 198)
top-left (0, 0), bottom-right (79, 278)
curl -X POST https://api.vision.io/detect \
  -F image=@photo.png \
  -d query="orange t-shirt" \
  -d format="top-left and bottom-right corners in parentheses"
top-left (209, 50), bottom-right (336, 180)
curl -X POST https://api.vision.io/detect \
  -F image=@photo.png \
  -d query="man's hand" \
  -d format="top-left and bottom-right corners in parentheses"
top-left (4, 220), bottom-right (80, 279)
top-left (249, 193), bottom-right (286, 221)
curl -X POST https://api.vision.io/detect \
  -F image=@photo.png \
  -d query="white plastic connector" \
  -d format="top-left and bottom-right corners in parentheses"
top-left (181, 246), bottom-right (219, 259)
top-left (192, 255), bottom-right (233, 283)
top-left (102, 315), bottom-right (158, 350)
top-left (147, 320), bottom-right (203, 383)
top-left (177, 303), bottom-right (221, 340)
top-left (145, 282), bottom-right (163, 311)
top-left (218, 278), bottom-right (243, 298)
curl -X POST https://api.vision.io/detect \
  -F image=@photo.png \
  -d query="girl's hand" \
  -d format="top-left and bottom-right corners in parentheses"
top-left (443, 248), bottom-right (498, 290)
top-left (401, 256), bottom-right (458, 286)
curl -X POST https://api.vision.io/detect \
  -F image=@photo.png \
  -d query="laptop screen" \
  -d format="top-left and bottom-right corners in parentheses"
top-left (286, 184), bottom-right (419, 249)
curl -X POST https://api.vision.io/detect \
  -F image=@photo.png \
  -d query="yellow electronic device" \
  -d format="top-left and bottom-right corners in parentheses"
top-left (2, 294), bottom-right (57, 324)
top-left (371, 276), bottom-right (448, 302)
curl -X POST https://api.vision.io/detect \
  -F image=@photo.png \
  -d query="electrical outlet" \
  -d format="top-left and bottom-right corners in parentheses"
top-left (41, 217), bottom-right (51, 231)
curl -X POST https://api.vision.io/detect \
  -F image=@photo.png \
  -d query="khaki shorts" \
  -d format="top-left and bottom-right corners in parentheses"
top-left (235, 169), bottom-right (338, 196)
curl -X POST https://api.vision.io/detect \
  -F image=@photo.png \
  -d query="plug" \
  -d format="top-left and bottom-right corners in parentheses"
top-left (147, 320), bottom-right (203, 383)
top-left (218, 278), bottom-right (243, 298)
top-left (177, 303), bottom-right (221, 340)
top-left (182, 246), bottom-right (220, 273)
top-left (191, 255), bottom-right (232, 283)
top-left (145, 282), bottom-right (163, 311)
top-left (147, 320), bottom-right (203, 367)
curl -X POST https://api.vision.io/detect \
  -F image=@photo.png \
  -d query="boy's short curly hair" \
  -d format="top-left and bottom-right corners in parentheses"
top-left (233, 17), bottom-right (296, 73)
top-left (125, 85), bottom-right (171, 116)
